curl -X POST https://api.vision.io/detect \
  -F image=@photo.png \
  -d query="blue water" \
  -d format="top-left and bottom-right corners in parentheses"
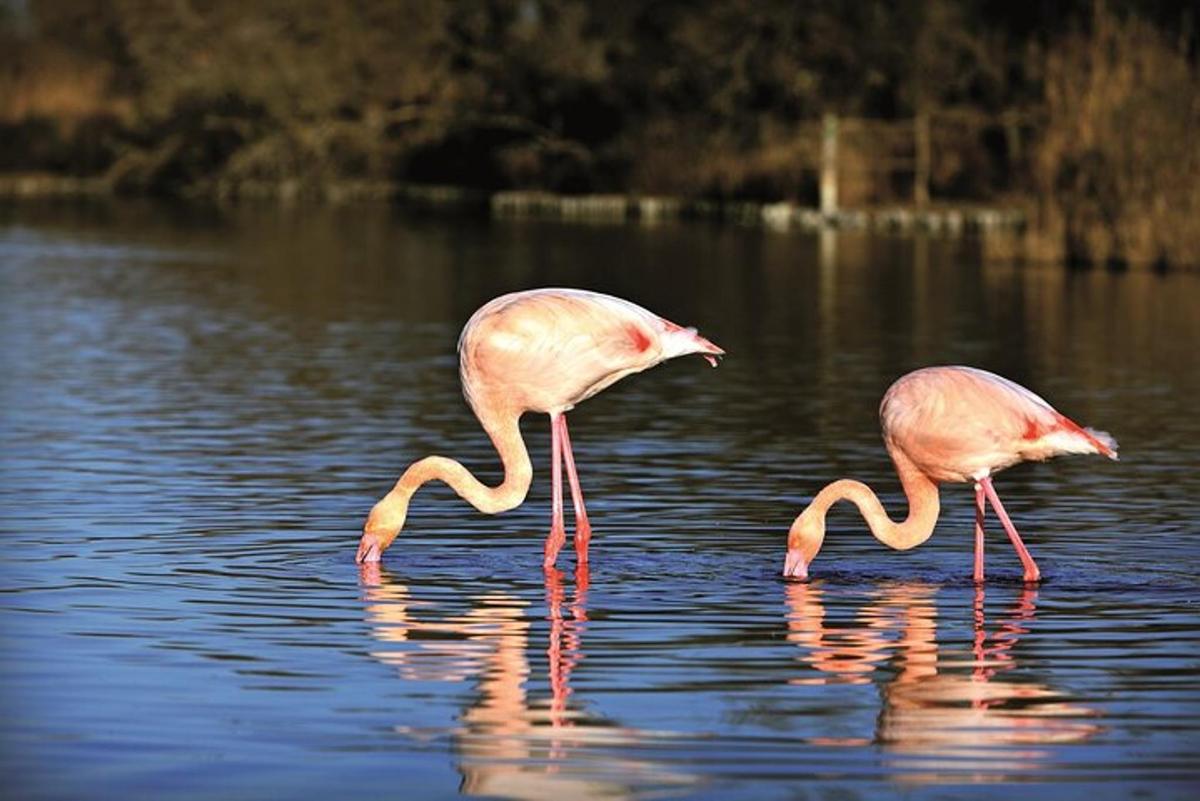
top-left (1, 202), bottom-right (1198, 800)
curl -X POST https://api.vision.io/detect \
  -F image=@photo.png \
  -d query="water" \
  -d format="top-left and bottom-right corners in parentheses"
top-left (1, 201), bottom-right (1198, 800)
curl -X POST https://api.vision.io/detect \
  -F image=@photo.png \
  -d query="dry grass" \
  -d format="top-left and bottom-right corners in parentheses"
top-left (1029, 7), bottom-right (1200, 268)
top-left (627, 117), bottom-right (934, 206)
top-left (0, 42), bottom-right (128, 124)
top-left (3, 4), bottom-right (1196, 270)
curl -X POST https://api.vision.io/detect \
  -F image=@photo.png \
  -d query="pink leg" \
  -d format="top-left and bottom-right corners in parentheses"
top-left (544, 413), bottom-right (566, 569)
top-left (973, 482), bottom-right (986, 583)
top-left (558, 415), bottom-right (592, 564)
top-left (980, 477), bottom-right (1041, 583)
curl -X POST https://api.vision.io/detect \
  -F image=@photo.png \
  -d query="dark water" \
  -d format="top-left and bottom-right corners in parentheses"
top-left (2, 202), bottom-right (1198, 800)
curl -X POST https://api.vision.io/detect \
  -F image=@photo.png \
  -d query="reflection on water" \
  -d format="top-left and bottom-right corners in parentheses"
top-left (360, 565), bottom-right (697, 799)
top-left (787, 582), bottom-right (1101, 781)
top-left (2, 202), bottom-right (1198, 800)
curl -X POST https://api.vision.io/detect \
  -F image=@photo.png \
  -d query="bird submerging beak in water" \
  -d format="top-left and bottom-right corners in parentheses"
top-left (784, 365), bottom-right (1118, 583)
top-left (357, 287), bottom-right (724, 568)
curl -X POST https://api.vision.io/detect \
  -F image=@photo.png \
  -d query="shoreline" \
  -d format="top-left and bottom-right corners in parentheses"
top-left (0, 173), bottom-right (1025, 235)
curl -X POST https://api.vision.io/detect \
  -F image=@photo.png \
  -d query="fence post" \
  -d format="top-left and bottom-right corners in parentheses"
top-left (914, 111), bottom-right (931, 208)
top-left (1003, 110), bottom-right (1022, 180)
top-left (820, 113), bottom-right (838, 216)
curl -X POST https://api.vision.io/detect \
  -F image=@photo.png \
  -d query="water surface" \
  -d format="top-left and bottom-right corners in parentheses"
top-left (1, 202), bottom-right (1198, 800)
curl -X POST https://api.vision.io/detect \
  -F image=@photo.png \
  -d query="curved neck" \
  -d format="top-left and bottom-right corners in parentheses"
top-left (789, 448), bottom-right (940, 568)
top-left (365, 407), bottom-right (533, 546)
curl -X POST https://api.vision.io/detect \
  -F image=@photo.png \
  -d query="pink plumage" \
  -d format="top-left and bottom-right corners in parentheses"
top-left (457, 288), bottom-right (721, 416)
top-left (358, 288), bottom-right (723, 566)
top-left (785, 365), bottom-right (1118, 582)
top-left (881, 366), bottom-right (1118, 483)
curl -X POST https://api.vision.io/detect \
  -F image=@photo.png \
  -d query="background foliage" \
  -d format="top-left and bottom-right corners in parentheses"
top-left (2, 0), bottom-right (1197, 266)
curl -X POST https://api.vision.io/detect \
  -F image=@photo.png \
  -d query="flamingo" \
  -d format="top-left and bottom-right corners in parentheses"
top-left (783, 366), bottom-right (1118, 582)
top-left (357, 288), bottom-right (724, 566)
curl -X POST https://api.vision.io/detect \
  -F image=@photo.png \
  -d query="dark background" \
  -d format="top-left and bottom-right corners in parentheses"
top-left (2, 1), bottom-right (1198, 267)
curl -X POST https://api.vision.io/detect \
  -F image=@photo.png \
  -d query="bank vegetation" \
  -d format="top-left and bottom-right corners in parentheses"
top-left (2, 1), bottom-right (1196, 268)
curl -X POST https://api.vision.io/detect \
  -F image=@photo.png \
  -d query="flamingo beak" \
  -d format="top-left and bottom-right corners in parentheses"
top-left (356, 537), bottom-right (383, 564)
top-left (783, 548), bottom-right (808, 579)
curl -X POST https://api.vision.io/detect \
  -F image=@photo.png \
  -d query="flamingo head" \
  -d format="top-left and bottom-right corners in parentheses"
top-left (357, 494), bottom-right (409, 563)
top-left (784, 509), bottom-right (826, 580)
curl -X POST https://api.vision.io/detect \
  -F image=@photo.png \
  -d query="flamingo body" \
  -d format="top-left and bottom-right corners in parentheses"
top-left (785, 366), bottom-right (1117, 582)
top-left (358, 288), bottom-right (723, 566)
top-left (458, 288), bottom-right (718, 417)
top-left (881, 366), bottom-right (1117, 484)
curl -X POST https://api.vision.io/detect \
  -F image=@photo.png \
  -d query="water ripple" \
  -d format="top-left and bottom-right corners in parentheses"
top-left (2, 208), bottom-right (1198, 800)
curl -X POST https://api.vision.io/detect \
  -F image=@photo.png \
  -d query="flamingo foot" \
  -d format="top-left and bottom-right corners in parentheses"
top-left (544, 525), bottom-right (567, 569)
top-left (574, 523), bottom-right (592, 565)
top-left (783, 549), bottom-right (808, 579)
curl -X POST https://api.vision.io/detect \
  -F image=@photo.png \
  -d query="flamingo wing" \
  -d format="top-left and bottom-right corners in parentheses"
top-left (459, 288), bottom-right (715, 414)
top-left (881, 366), bottom-right (1117, 483)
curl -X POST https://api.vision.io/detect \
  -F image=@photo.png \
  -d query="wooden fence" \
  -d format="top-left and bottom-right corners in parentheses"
top-left (816, 109), bottom-right (1041, 213)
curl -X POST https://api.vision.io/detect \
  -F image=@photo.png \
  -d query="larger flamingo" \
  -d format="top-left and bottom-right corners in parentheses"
top-left (784, 366), bottom-right (1118, 582)
top-left (357, 288), bottom-right (723, 566)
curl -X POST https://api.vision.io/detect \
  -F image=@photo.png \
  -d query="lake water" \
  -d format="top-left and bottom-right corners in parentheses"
top-left (1, 201), bottom-right (1198, 800)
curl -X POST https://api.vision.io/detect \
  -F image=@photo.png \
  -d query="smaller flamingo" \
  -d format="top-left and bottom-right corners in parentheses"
top-left (784, 366), bottom-right (1118, 582)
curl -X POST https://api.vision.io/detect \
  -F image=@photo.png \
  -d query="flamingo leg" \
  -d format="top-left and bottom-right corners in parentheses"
top-left (544, 413), bottom-right (567, 569)
top-left (979, 477), bottom-right (1041, 583)
top-left (973, 482), bottom-right (986, 583)
top-left (557, 415), bottom-right (592, 564)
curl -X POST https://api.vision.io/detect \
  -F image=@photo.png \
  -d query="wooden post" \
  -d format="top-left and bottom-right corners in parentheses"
top-left (820, 113), bottom-right (838, 216)
top-left (914, 111), bottom-right (930, 209)
top-left (1003, 110), bottom-right (1021, 181)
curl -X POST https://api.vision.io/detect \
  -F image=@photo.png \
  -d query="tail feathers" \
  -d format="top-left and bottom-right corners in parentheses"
top-left (1083, 427), bottom-right (1119, 460)
top-left (1040, 415), bottom-right (1119, 461)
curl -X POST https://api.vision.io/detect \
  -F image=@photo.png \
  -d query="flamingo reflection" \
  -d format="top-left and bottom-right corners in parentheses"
top-left (360, 563), bottom-right (695, 799)
top-left (786, 582), bottom-right (1101, 780)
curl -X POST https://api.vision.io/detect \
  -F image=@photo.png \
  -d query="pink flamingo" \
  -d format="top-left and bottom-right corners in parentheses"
top-left (784, 366), bottom-right (1118, 582)
top-left (357, 288), bottom-right (723, 566)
